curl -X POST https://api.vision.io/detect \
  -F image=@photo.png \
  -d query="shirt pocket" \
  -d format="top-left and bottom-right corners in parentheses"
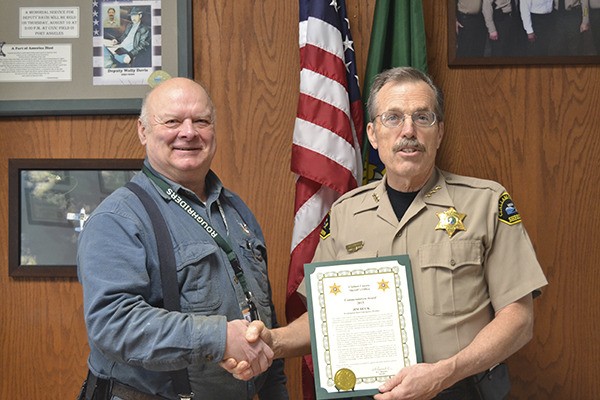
top-left (176, 241), bottom-right (224, 313)
top-left (238, 237), bottom-right (275, 326)
top-left (239, 237), bottom-right (270, 303)
top-left (418, 240), bottom-right (486, 316)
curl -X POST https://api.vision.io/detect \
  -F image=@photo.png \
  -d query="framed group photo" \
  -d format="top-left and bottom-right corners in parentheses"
top-left (448, 0), bottom-right (600, 66)
top-left (8, 158), bottom-right (142, 277)
top-left (0, 0), bottom-right (192, 116)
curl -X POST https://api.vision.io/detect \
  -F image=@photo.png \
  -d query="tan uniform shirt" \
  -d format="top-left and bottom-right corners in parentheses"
top-left (458, 0), bottom-right (484, 14)
top-left (299, 168), bottom-right (547, 363)
top-left (554, 0), bottom-right (591, 24)
top-left (482, 0), bottom-right (513, 34)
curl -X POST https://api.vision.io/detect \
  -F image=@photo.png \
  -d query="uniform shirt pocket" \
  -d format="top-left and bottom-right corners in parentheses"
top-left (418, 240), bottom-right (486, 316)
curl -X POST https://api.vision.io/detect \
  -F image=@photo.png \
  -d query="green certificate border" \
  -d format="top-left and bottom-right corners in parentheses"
top-left (304, 255), bottom-right (422, 399)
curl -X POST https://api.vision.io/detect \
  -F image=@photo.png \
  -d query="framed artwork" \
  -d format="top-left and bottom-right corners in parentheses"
top-left (448, 0), bottom-right (600, 66)
top-left (0, 0), bottom-right (192, 116)
top-left (8, 158), bottom-right (142, 277)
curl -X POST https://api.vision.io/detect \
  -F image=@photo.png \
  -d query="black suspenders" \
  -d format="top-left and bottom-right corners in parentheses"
top-left (125, 181), bottom-right (194, 399)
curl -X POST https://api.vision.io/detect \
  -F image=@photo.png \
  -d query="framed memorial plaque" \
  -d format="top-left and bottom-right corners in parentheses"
top-left (304, 255), bottom-right (422, 399)
top-left (0, 0), bottom-right (192, 116)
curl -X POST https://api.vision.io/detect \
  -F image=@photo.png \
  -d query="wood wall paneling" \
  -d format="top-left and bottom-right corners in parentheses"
top-left (0, 0), bottom-right (598, 398)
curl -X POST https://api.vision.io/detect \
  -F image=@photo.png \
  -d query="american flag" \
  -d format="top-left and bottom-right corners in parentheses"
top-left (286, 0), bottom-right (364, 396)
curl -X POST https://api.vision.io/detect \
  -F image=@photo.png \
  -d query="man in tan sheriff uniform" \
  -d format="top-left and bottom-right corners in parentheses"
top-left (223, 67), bottom-right (548, 400)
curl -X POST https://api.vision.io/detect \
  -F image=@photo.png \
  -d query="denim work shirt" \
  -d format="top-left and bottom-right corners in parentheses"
top-left (77, 162), bottom-right (287, 399)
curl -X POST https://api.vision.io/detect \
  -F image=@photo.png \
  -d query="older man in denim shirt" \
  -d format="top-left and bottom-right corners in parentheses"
top-left (77, 78), bottom-right (287, 399)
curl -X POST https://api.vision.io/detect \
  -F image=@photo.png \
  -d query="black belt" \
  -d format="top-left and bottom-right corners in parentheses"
top-left (557, 5), bottom-right (582, 12)
top-left (434, 375), bottom-right (480, 400)
top-left (82, 371), bottom-right (167, 400)
top-left (493, 8), bottom-right (512, 16)
top-left (111, 380), bottom-right (167, 400)
top-left (434, 366), bottom-right (510, 400)
top-left (457, 11), bottom-right (483, 18)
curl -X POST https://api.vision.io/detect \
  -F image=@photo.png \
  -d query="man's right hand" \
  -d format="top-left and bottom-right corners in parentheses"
top-left (222, 320), bottom-right (273, 379)
top-left (221, 312), bottom-right (312, 380)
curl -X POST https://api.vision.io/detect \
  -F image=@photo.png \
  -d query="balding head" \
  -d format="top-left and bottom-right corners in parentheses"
top-left (137, 77), bottom-right (217, 197)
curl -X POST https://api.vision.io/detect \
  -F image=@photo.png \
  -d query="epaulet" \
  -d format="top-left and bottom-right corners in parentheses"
top-left (440, 171), bottom-right (522, 225)
top-left (332, 180), bottom-right (380, 207)
top-left (440, 170), bottom-right (504, 193)
top-left (319, 181), bottom-right (379, 240)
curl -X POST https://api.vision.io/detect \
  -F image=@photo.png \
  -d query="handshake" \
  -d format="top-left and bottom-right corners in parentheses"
top-left (220, 313), bottom-right (311, 380)
top-left (219, 314), bottom-right (455, 400)
top-left (220, 319), bottom-right (277, 381)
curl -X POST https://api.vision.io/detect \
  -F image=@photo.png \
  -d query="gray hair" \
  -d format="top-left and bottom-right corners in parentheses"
top-left (366, 67), bottom-right (444, 123)
top-left (139, 91), bottom-right (152, 128)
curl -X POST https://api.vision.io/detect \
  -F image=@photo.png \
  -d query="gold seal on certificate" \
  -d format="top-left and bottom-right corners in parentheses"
top-left (334, 368), bottom-right (356, 391)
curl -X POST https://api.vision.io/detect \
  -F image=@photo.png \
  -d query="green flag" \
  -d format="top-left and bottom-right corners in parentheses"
top-left (362, 0), bottom-right (428, 183)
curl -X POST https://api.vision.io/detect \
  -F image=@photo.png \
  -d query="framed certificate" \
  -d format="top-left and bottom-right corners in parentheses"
top-left (304, 255), bottom-right (422, 399)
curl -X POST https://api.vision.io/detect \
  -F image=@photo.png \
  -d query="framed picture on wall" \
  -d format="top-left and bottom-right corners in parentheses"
top-left (8, 158), bottom-right (142, 278)
top-left (448, 0), bottom-right (600, 66)
top-left (0, 0), bottom-right (192, 116)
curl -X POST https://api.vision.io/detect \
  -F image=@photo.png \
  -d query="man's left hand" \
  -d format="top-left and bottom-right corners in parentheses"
top-left (373, 363), bottom-right (448, 400)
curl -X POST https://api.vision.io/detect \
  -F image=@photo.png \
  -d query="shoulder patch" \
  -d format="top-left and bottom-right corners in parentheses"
top-left (498, 191), bottom-right (522, 225)
top-left (320, 213), bottom-right (331, 239)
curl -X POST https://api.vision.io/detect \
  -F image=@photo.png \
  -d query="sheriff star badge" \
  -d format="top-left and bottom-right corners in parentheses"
top-left (435, 207), bottom-right (467, 237)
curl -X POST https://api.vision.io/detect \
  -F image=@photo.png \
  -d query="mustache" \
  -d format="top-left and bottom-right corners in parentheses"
top-left (392, 138), bottom-right (426, 153)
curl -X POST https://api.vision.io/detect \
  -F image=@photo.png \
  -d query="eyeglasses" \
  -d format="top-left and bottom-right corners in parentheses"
top-left (372, 110), bottom-right (437, 128)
